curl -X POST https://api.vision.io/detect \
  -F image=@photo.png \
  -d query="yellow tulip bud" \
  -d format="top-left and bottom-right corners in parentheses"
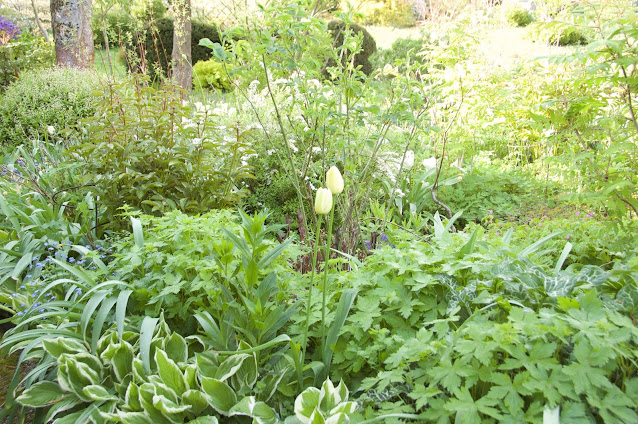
top-left (314, 188), bottom-right (333, 215)
top-left (326, 166), bottom-right (344, 194)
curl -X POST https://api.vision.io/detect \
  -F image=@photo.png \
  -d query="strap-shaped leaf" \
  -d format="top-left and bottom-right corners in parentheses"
top-left (140, 316), bottom-right (159, 374)
top-left (116, 290), bottom-right (133, 339)
top-left (91, 296), bottom-right (117, 353)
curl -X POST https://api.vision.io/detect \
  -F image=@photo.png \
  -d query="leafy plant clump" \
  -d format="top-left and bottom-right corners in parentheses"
top-left (192, 59), bottom-right (233, 91)
top-left (0, 67), bottom-right (98, 147)
top-left (507, 8), bottom-right (534, 27)
top-left (326, 20), bottom-right (377, 76)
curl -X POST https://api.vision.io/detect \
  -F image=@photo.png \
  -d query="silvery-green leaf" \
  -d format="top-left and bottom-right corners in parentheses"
top-left (201, 376), bottom-right (237, 415)
top-left (543, 405), bottom-right (560, 424)
top-left (335, 380), bottom-right (348, 403)
top-left (115, 412), bottom-right (154, 424)
top-left (16, 381), bottom-right (69, 407)
top-left (83, 385), bottom-right (117, 401)
top-left (110, 342), bottom-right (134, 383)
top-left (164, 333), bottom-right (188, 364)
top-left (43, 337), bottom-right (87, 359)
top-left (215, 354), bottom-right (250, 382)
top-left (45, 397), bottom-right (83, 422)
top-left (182, 389), bottom-right (208, 415)
top-left (184, 364), bottom-right (198, 390)
top-left (186, 417), bottom-right (219, 424)
top-left (155, 348), bottom-right (187, 395)
top-left (152, 394), bottom-right (191, 414)
top-left (196, 351), bottom-right (220, 379)
top-left (124, 382), bottom-right (142, 411)
top-left (229, 396), bottom-right (277, 424)
top-left (295, 387), bottom-right (321, 422)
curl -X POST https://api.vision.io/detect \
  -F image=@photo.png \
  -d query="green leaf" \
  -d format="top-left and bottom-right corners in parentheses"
top-left (10, 252), bottom-right (32, 280)
top-left (43, 337), bottom-right (87, 359)
top-left (164, 332), bottom-right (188, 364)
top-left (186, 417), bottom-right (219, 424)
top-left (82, 384), bottom-right (117, 401)
top-left (201, 377), bottom-right (237, 415)
top-left (230, 396), bottom-right (278, 424)
top-left (131, 217), bottom-right (144, 249)
top-left (140, 316), bottom-right (159, 374)
top-left (295, 387), bottom-right (321, 422)
top-left (215, 354), bottom-right (250, 382)
top-left (155, 348), bottom-right (187, 395)
top-left (16, 381), bottom-right (69, 407)
top-left (116, 290), bottom-right (133, 340)
top-left (322, 289), bottom-right (357, 374)
top-left (183, 390), bottom-right (209, 415)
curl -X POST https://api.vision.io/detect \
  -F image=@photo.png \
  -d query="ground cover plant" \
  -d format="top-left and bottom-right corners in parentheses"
top-left (1, 0), bottom-right (637, 423)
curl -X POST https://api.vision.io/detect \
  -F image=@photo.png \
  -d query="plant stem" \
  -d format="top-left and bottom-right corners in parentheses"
top-left (300, 215), bottom-right (323, 387)
top-left (320, 205), bottom-right (335, 352)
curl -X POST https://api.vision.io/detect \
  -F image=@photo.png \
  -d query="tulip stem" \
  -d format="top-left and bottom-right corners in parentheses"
top-left (320, 206), bottom-right (335, 354)
top-left (300, 214), bottom-right (323, 388)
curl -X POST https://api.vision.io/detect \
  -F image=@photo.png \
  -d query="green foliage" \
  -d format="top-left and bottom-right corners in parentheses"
top-left (507, 8), bottom-right (534, 27)
top-left (359, 0), bottom-right (417, 28)
top-left (371, 36), bottom-right (429, 73)
top-left (92, 0), bottom-right (166, 47)
top-left (68, 78), bottom-right (253, 227)
top-left (0, 31), bottom-right (54, 89)
top-left (133, 17), bottom-right (221, 80)
top-left (193, 59), bottom-right (233, 91)
top-left (290, 379), bottom-right (357, 423)
top-left (0, 67), bottom-right (99, 148)
top-left (529, 21), bottom-right (589, 46)
top-left (326, 20), bottom-right (377, 76)
top-left (14, 322), bottom-right (282, 423)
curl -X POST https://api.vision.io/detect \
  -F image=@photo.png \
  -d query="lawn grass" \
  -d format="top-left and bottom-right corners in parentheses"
top-left (94, 47), bottom-right (128, 79)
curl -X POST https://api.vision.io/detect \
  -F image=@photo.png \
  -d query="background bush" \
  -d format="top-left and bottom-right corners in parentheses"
top-left (507, 7), bottom-right (534, 27)
top-left (192, 59), bottom-right (232, 91)
top-left (0, 30), bottom-right (54, 89)
top-left (326, 19), bottom-right (377, 76)
top-left (371, 36), bottom-right (428, 72)
top-left (130, 17), bottom-right (221, 80)
top-left (0, 67), bottom-right (99, 148)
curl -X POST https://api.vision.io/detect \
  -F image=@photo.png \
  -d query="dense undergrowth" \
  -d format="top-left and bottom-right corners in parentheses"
top-left (1, 0), bottom-right (637, 423)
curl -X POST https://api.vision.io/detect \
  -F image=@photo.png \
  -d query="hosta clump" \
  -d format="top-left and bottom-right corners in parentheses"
top-left (16, 322), bottom-right (282, 423)
top-left (287, 379), bottom-right (357, 424)
top-left (68, 77), bottom-right (253, 229)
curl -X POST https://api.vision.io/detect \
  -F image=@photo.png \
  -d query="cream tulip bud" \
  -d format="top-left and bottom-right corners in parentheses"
top-left (314, 188), bottom-right (333, 215)
top-left (326, 166), bottom-right (344, 194)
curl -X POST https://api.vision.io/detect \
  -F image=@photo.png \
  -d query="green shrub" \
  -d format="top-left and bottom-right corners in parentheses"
top-left (92, 0), bottom-right (166, 47)
top-left (364, 1), bottom-right (417, 28)
top-left (68, 77), bottom-right (253, 229)
top-left (507, 7), bottom-right (534, 27)
top-left (371, 36), bottom-right (428, 72)
top-left (0, 67), bottom-right (100, 148)
top-left (0, 31), bottom-right (55, 89)
top-left (326, 19), bottom-right (377, 76)
top-left (529, 21), bottom-right (589, 46)
top-left (130, 17), bottom-right (221, 80)
top-left (192, 59), bottom-right (232, 91)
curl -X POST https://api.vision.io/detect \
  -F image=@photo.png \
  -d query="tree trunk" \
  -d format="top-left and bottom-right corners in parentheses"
top-left (50, 0), bottom-right (95, 69)
top-left (171, 0), bottom-right (192, 94)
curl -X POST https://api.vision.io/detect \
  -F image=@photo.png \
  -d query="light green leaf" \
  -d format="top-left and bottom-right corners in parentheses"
top-left (201, 376), bottom-right (237, 414)
top-left (295, 387), bottom-right (321, 423)
top-left (155, 348), bottom-right (187, 395)
top-left (215, 354), bottom-right (250, 382)
top-left (82, 384), bottom-right (117, 401)
top-left (140, 316), bottom-right (159, 374)
top-left (16, 381), bottom-right (69, 407)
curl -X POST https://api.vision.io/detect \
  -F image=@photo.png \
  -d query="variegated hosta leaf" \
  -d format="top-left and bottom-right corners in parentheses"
top-left (82, 385), bottom-right (118, 402)
top-left (43, 337), bottom-right (87, 359)
top-left (182, 389), bottom-right (208, 415)
top-left (229, 396), bottom-right (278, 424)
top-left (16, 380), bottom-right (70, 407)
top-left (57, 354), bottom-right (102, 401)
top-left (318, 380), bottom-right (340, 412)
top-left (152, 394), bottom-right (191, 415)
top-left (215, 353), bottom-right (250, 382)
top-left (124, 382), bottom-right (142, 412)
top-left (325, 413), bottom-right (350, 424)
top-left (186, 417), bottom-right (220, 424)
top-left (155, 348), bottom-right (187, 395)
top-left (294, 387), bottom-right (321, 423)
top-left (308, 408), bottom-right (325, 424)
top-left (329, 401), bottom-right (357, 416)
top-left (201, 376), bottom-right (237, 415)
top-left (196, 351), bottom-right (220, 379)
top-left (164, 332), bottom-right (188, 364)
top-left (112, 411), bottom-right (154, 424)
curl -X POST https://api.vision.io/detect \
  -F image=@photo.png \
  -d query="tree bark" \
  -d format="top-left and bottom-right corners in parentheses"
top-left (50, 0), bottom-right (95, 69)
top-left (171, 0), bottom-right (192, 94)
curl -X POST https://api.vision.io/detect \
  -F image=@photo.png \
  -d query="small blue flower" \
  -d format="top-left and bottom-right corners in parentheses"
top-left (75, 288), bottom-right (83, 295)
top-left (379, 234), bottom-right (389, 242)
top-left (43, 242), bottom-right (49, 247)
top-left (85, 245), bottom-right (91, 249)
top-left (68, 257), bottom-right (75, 263)
top-left (25, 274), bottom-right (32, 279)
top-left (47, 247), bottom-right (54, 251)
top-left (20, 285), bottom-right (25, 289)
top-left (34, 302), bottom-right (41, 307)
top-left (100, 254), bottom-right (106, 259)
top-left (91, 266), bottom-right (96, 270)
top-left (39, 309), bottom-right (45, 313)
top-left (16, 311), bottom-right (23, 316)
top-left (10, 293), bottom-right (18, 297)
top-left (364, 241), bottom-right (371, 249)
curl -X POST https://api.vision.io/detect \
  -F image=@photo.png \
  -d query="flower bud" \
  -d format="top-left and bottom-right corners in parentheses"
top-left (326, 166), bottom-right (344, 194)
top-left (314, 188), bottom-right (333, 215)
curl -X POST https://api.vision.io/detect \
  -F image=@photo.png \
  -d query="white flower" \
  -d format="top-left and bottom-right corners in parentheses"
top-left (46, 126), bottom-right (55, 135)
top-left (423, 157), bottom-right (438, 170)
top-left (193, 138), bottom-right (201, 145)
top-left (403, 150), bottom-right (414, 170)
